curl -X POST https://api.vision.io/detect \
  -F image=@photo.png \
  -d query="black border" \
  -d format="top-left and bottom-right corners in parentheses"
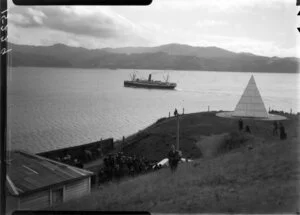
top-left (12, 211), bottom-right (150, 215)
top-left (2, 1), bottom-right (299, 215)
top-left (12, 0), bottom-right (152, 6)
top-left (0, 0), bottom-right (8, 214)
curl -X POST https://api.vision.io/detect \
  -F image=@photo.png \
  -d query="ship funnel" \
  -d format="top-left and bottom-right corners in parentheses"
top-left (148, 74), bottom-right (152, 81)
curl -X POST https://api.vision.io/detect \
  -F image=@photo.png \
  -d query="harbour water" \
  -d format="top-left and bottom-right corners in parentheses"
top-left (7, 67), bottom-right (299, 153)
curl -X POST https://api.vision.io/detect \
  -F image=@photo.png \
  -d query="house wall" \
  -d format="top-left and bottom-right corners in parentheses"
top-left (6, 177), bottom-right (91, 214)
top-left (19, 177), bottom-right (91, 210)
top-left (20, 190), bottom-right (50, 210)
top-left (64, 178), bottom-right (90, 202)
top-left (6, 195), bottom-right (19, 215)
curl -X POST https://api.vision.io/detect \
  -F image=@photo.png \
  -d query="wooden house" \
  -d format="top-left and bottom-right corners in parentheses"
top-left (6, 150), bottom-right (94, 214)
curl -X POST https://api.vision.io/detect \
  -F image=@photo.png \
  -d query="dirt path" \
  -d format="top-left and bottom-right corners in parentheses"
top-left (195, 133), bottom-right (228, 158)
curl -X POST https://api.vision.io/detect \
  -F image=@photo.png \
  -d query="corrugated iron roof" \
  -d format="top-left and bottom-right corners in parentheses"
top-left (7, 150), bottom-right (94, 196)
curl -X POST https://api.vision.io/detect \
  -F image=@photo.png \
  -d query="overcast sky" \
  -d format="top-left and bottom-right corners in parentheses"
top-left (8, 0), bottom-right (299, 57)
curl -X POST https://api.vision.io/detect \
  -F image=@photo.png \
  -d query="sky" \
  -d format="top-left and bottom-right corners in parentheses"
top-left (8, 0), bottom-right (300, 57)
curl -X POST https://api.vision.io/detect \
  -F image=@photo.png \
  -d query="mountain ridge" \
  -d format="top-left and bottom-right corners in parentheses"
top-left (8, 42), bottom-right (299, 73)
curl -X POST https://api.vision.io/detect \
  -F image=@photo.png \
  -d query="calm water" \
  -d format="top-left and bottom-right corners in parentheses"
top-left (7, 67), bottom-right (300, 153)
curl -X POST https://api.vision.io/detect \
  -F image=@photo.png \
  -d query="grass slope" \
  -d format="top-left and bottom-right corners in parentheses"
top-left (50, 132), bottom-right (299, 213)
top-left (121, 111), bottom-right (298, 161)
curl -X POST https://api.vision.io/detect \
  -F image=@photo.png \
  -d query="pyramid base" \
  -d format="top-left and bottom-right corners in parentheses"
top-left (216, 111), bottom-right (287, 121)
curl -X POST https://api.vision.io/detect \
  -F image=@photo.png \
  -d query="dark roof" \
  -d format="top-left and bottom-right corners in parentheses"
top-left (7, 151), bottom-right (93, 196)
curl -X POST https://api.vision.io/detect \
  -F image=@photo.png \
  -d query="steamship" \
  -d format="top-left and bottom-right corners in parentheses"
top-left (124, 72), bottom-right (177, 90)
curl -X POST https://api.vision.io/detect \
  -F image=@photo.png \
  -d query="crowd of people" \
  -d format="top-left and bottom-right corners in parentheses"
top-left (97, 152), bottom-right (161, 184)
top-left (97, 145), bottom-right (185, 184)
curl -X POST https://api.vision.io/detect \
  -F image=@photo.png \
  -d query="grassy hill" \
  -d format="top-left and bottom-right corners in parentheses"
top-left (119, 111), bottom-right (298, 161)
top-left (48, 112), bottom-right (299, 213)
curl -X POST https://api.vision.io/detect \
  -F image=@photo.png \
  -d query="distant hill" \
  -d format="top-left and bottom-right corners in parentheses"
top-left (9, 43), bottom-right (299, 73)
top-left (103, 43), bottom-right (237, 58)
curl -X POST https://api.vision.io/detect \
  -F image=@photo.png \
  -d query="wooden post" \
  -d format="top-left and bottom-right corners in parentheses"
top-left (176, 115), bottom-right (180, 150)
top-left (169, 112), bottom-right (170, 118)
top-left (208, 105), bottom-right (210, 112)
top-left (183, 108), bottom-right (184, 115)
top-left (122, 136), bottom-right (125, 151)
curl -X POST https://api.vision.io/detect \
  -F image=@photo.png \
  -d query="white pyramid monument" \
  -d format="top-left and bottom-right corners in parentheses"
top-left (232, 75), bottom-right (269, 118)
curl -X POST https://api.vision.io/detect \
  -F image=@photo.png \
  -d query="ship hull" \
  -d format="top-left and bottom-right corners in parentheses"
top-left (124, 81), bottom-right (176, 90)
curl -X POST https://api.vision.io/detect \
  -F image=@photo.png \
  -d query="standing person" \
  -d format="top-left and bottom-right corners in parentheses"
top-left (279, 123), bottom-right (287, 140)
top-left (245, 125), bottom-right (251, 133)
top-left (168, 144), bottom-right (181, 173)
top-left (273, 121), bottom-right (278, 136)
top-left (174, 108), bottom-right (178, 117)
top-left (238, 118), bottom-right (244, 131)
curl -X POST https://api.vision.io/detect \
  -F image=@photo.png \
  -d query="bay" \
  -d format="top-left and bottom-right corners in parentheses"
top-left (7, 67), bottom-right (299, 153)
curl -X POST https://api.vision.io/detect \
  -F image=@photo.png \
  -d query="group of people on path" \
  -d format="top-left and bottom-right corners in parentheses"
top-left (98, 152), bottom-right (158, 184)
top-left (97, 144), bottom-right (183, 184)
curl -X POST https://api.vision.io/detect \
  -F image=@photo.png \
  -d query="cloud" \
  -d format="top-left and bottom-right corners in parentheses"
top-left (158, 0), bottom-right (292, 12)
top-left (192, 35), bottom-right (298, 57)
top-left (8, 6), bottom-right (144, 39)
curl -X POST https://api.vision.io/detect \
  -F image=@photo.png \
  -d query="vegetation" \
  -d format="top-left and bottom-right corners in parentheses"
top-left (48, 112), bottom-right (299, 213)
top-left (216, 131), bottom-right (253, 154)
top-left (50, 135), bottom-right (299, 213)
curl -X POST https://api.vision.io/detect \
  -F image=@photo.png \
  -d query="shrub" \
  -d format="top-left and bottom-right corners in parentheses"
top-left (217, 131), bottom-right (251, 154)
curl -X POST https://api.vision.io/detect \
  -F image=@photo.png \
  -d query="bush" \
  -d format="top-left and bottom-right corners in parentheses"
top-left (217, 131), bottom-right (251, 154)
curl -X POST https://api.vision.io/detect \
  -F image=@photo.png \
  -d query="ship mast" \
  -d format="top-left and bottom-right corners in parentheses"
top-left (163, 73), bottom-right (170, 83)
top-left (130, 72), bottom-right (137, 81)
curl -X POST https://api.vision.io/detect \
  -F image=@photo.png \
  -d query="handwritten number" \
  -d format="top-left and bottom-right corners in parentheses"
top-left (1, 25), bottom-right (7, 31)
top-left (1, 9), bottom-right (12, 55)
top-left (1, 36), bottom-right (7, 42)
top-left (1, 48), bottom-right (12, 55)
top-left (1, 15), bottom-right (7, 20)
top-left (1, 9), bottom-right (8, 15)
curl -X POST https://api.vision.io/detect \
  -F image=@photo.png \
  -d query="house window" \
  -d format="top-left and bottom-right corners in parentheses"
top-left (52, 188), bottom-right (63, 205)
